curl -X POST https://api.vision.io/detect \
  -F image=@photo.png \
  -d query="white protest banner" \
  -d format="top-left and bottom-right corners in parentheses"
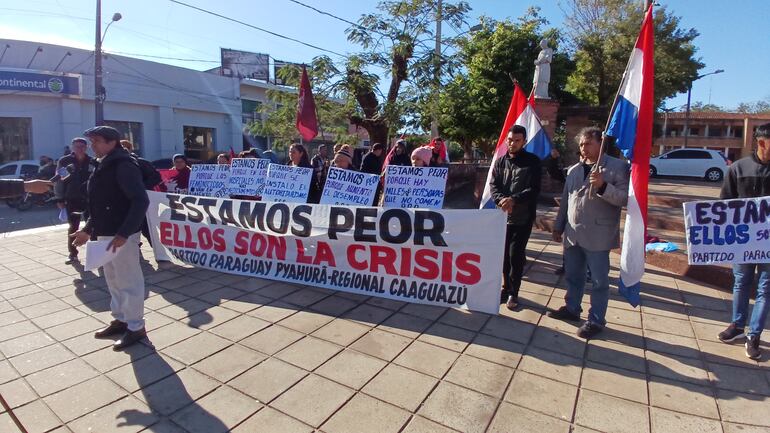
top-left (683, 196), bottom-right (770, 265)
top-left (228, 158), bottom-right (270, 196)
top-left (320, 167), bottom-right (379, 206)
top-left (146, 191), bottom-right (506, 314)
top-left (383, 165), bottom-right (448, 209)
top-left (261, 163), bottom-right (313, 203)
top-left (189, 164), bottom-right (230, 198)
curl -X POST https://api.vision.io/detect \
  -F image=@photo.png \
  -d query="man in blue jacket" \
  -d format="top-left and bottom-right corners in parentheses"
top-left (71, 126), bottom-right (150, 351)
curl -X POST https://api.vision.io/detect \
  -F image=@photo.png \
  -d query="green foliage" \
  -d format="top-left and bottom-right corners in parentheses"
top-left (687, 102), bottom-right (724, 112)
top-left (429, 8), bottom-right (575, 156)
top-left (562, 0), bottom-right (704, 109)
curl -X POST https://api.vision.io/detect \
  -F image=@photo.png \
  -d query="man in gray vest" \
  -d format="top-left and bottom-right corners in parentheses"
top-left (548, 127), bottom-right (629, 339)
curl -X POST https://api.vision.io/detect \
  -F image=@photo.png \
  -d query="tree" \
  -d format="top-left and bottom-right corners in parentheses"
top-left (687, 101), bottom-right (723, 112)
top-left (736, 98), bottom-right (770, 114)
top-left (562, 0), bottom-right (704, 110)
top-left (337, 0), bottom-right (471, 145)
top-left (249, 60), bottom-right (359, 152)
top-left (429, 9), bottom-right (575, 157)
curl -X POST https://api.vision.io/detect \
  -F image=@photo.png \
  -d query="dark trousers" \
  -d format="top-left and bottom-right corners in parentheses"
top-left (502, 221), bottom-right (534, 300)
top-left (65, 200), bottom-right (86, 257)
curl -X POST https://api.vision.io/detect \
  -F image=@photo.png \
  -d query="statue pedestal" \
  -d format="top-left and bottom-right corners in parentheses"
top-left (533, 98), bottom-right (560, 140)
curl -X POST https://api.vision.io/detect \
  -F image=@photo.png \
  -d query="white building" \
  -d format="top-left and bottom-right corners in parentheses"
top-left (0, 39), bottom-right (284, 164)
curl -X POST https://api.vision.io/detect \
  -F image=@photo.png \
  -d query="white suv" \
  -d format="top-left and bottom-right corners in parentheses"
top-left (649, 149), bottom-right (728, 182)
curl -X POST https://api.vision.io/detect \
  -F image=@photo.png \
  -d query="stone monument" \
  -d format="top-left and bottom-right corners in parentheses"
top-left (532, 39), bottom-right (553, 99)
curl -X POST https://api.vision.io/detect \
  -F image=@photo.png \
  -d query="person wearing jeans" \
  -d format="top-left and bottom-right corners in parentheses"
top-left (717, 123), bottom-right (770, 360)
top-left (547, 127), bottom-right (629, 339)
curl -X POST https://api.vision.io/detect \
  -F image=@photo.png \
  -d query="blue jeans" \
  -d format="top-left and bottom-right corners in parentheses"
top-left (564, 246), bottom-right (610, 326)
top-left (732, 263), bottom-right (770, 338)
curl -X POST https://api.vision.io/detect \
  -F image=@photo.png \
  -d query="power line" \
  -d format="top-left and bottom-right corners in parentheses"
top-left (167, 0), bottom-right (347, 58)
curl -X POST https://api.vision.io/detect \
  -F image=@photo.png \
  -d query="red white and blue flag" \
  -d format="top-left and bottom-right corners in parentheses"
top-left (479, 82), bottom-right (553, 209)
top-left (605, 5), bottom-right (655, 307)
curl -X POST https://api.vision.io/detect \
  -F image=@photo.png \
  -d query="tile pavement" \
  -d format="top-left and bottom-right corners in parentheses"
top-left (0, 228), bottom-right (768, 432)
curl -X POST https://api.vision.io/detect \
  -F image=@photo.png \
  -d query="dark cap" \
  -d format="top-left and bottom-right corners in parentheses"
top-left (83, 126), bottom-right (121, 143)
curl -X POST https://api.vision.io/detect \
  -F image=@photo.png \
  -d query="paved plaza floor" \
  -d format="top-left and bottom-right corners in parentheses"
top-left (0, 227), bottom-right (768, 433)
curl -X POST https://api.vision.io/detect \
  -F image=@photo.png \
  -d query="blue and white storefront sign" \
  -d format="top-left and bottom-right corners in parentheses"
top-left (0, 69), bottom-right (81, 96)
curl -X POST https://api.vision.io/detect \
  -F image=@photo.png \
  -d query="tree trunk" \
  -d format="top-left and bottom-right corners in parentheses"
top-left (462, 137), bottom-right (473, 160)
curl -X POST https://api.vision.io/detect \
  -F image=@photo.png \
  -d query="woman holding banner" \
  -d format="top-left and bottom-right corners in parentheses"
top-left (332, 145), bottom-right (356, 171)
top-left (167, 154), bottom-right (190, 193)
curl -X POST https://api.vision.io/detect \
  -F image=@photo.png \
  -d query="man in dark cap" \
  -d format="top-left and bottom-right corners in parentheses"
top-left (70, 126), bottom-right (150, 351)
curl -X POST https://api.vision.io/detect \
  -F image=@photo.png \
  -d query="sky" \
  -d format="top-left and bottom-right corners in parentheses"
top-left (0, 0), bottom-right (768, 111)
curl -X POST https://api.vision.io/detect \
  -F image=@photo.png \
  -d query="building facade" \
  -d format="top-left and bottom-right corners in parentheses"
top-left (0, 39), bottom-right (368, 166)
top-left (655, 111), bottom-right (770, 161)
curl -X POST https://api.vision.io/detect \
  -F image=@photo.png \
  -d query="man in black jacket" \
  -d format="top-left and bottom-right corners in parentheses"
top-left (56, 137), bottom-right (94, 264)
top-left (717, 122), bottom-right (770, 360)
top-left (360, 143), bottom-right (385, 174)
top-left (71, 126), bottom-right (150, 351)
top-left (489, 125), bottom-right (542, 310)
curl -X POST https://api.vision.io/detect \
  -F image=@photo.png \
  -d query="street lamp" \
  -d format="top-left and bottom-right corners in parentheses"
top-left (683, 69), bottom-right (724, 147)
top-left (94, 0), bottom-right (122, 126)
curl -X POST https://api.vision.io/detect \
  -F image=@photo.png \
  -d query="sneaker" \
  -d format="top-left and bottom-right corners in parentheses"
top-left (718, 323), bottom-right (745, 343)
top-left (547, 306), bottom-right (580, 322)
top-left (577, 321), bottom-right (603, 339)
top-left (94, 320), bottom-right (128, 338)
top-left (113, 328), bottom-right (147, 351)
top-left (505, 295), bottom-right (519, 311)
top-left (65, 255), bottom-right (79, 264)
top-left (745, 335), bottom-right (761, 360)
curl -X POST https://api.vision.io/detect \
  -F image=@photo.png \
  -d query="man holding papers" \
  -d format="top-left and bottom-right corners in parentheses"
top-left (71, 126), bottom-right (150, 351)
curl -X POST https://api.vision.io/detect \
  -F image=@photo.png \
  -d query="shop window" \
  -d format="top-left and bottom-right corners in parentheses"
top-left (0, 117), bottom-right (31, 163)
top-left (183, 126), bottom-right (216, 161)
top-left (105, 121), bottom-right (144, 155)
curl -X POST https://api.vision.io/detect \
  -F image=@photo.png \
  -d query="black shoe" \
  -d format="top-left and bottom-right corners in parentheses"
top-left (577, 321), bottom-right (603, 339)
top-left (113, 328), bottom-right (147, 351)
top-left (505, 295), bottom-right (519, 311)
top-left (554, 266), bottom-right (565, 275)
top-left (547, 306), bottom-right (580, 322)
top-left (94, 320), bottom-right (128, 338)
top-left (745, 335), bottom-right (761, 360)
top-left (718, 323), bottom-right (745, 343)
top-left (65, 255), bottom-right (79, 265)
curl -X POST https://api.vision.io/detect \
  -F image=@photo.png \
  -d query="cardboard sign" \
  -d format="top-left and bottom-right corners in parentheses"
top-left (261, 164), bottom-right (313, 203)
top-left (228, 158), bottom-right (270, 196)
top-left (383, 166), bottom-right (448, 209)
top-left (683, 196), bottom-right (770, 265)
top-left (189, 164), bottom-right (231, 198)
top-left (320, 167), bottom-right (379, 206)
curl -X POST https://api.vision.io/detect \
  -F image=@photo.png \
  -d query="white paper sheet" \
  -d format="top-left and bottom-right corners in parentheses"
top-left (84, 240), bottom-right (120, 271)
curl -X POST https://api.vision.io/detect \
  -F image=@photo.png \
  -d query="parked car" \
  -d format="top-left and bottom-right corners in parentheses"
top-left (0, 160), bottom-right (40, 180)
top-left (649, 149), bottom-right (728, 182)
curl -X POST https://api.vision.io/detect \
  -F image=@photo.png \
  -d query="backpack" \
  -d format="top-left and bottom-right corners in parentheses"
top-left (131, 154), bottom-right (162, 189)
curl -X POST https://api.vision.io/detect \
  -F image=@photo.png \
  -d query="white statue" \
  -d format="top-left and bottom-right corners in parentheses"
top-left (533, 39), bottom-right (553, 99)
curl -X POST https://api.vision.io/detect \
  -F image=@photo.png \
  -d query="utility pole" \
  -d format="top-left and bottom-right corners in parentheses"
top-left (94, 0), bottom-right (104, 125)
top-left (430, 0), bottom-right (442, 139)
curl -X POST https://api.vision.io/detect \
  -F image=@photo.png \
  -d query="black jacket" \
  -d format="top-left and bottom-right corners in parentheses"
top-left (83, 147), bottom-right (149, 238)
top-left (489, 150), bottom-right (542, 225)
top-left (720, 153), bottom-right (770, 200)
top-left (390, 153), bottom-right (411, 167)
top-left (56, 154), bottom-right (94, 203)
top-left (360, 151), bottom-right (383, 175)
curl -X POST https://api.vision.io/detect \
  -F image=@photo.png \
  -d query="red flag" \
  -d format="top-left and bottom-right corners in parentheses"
top-left (296, 66), bottom-right (318, 141)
